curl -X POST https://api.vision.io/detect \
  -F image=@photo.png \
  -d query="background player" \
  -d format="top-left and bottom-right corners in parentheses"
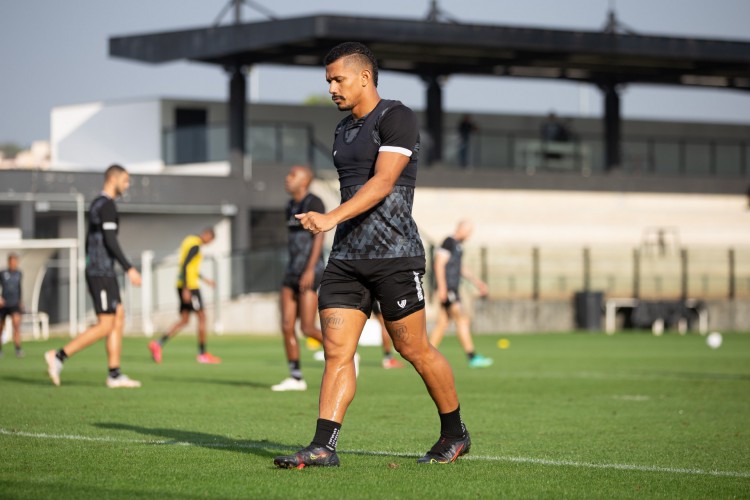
top-left (45, 164), bottom-right (142, 388)
top-left (372, 301), bottom-right (404, 369)
top-left (274, 42), bottom-right (470, 468)
top-left (149, 228), bottom-right (219, 364)
top-left (272, 165), bottom-right (326, 391)
top-left (430, 220), bottom-right (493, 368)
top-left (0, 253), bottom-right (24, 358)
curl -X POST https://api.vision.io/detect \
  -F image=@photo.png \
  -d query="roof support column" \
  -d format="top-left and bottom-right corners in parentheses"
top-left (602, 81), bottom-right (621, 171)
top-left (424, 74), bottom-right (443, 165)
top-left (228, 64), bottom-right (249, 256)
top-left (228, 64), bottom-right (247, 178)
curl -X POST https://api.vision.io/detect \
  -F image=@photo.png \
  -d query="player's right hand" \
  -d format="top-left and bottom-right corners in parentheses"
top-left (181, 287), bottom-right (191, 303)
top-left (295, 211), bottom-right (335, 234)
top-left (128, 267), bottom-right (142, 287)
top-left (0, 297), bottom-right (4, 307)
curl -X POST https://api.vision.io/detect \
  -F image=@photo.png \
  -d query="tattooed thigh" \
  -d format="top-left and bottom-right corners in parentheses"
top-left (386, 320), bottom-right (410, 342)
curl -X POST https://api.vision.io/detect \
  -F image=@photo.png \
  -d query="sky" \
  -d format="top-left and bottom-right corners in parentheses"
top-left (1, 0), bottom-right (749, 146)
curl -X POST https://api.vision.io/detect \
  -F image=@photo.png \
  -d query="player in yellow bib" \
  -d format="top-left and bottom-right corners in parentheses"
top-left (149, 228), bottom-right (220, 364)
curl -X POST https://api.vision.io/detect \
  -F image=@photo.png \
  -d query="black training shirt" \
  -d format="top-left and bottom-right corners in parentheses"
top-left (437, 237), bottom-right (463, 291)
top-left (86, 193), bottom-right (132, 277)
top-left (329, 99), bottom-right (424, 260)
top-left (286, 193), bottom-right (326, 275)
top-left (0, 269), bottom-right (22, 307)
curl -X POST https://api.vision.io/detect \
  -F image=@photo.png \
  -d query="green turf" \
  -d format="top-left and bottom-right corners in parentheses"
top-left (1, 332), bottom-right (749, 499)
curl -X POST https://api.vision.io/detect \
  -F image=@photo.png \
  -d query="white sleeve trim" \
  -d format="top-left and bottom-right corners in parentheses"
top-left (102, 222), bottom-right (118, 230)
top-left (436, 248), bottom-right (451, 258)
top-left (379, 145), bottom-right (413, 157)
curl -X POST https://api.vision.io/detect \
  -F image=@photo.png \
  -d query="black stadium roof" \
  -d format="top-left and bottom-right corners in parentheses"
top-left (110, 14), bottom-right (750, 89)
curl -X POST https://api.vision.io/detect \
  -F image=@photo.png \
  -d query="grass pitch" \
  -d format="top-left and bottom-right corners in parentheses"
top-left (1, 332), bottom-right (749, 498)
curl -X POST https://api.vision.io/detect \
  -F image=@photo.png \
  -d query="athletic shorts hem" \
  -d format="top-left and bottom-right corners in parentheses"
top-left (382, 302), bottom-right (425, 322)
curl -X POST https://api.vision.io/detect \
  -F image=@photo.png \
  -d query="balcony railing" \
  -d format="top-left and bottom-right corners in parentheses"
top-left (163, 122), bottom-right (749, 177)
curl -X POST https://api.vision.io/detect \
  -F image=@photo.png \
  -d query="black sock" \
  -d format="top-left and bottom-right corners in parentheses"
top-left (383, 350), bottom-right (393, 360)
top-left (289, 360), bottom-right (302, 381)
top-left (467, 351), bottom-right (476, 361)
top-left (199, 343), bottom-right (206, 355)
top-left (311, 418), bottom-right (341, 452)
top-left (108, 367), bottom-right (121, 379)
top-left (158, 335), bottom-right (169, 346)
top-left (439, 405), bottom-right (466, 439)
top-left (56, 349), bottom-right (68, 363)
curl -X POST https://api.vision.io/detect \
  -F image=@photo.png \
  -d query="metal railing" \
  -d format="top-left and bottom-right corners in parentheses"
top-left (164, 122), bottom-right (748, 177)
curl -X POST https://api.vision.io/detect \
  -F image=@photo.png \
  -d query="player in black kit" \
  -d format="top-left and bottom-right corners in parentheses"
top-left (274, 42), bottom-right (470, 468)
top-left (0, 253), bottom-right (24, 358)
top-left (272, 165), bottom-right (327, 392)
top-left (45, 164), bottom-right (142, 388)
top-left (430, 220), bottom-right (493, 368)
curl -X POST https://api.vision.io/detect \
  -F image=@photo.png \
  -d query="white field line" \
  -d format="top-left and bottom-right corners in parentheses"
top-left (2, 428), bottom-right (748, 479)
top-left (0, 428), bottom-right (750, 478)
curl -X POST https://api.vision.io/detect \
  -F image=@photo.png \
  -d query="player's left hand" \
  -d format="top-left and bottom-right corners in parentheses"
top-left (203, 278), bottom-right (216, 288)
top-left (295, 211), bottom-right (335, 234)
top-left (299, 269), bottom-right (314, 292)
top-left (477, 282), bottom-right (489, 297)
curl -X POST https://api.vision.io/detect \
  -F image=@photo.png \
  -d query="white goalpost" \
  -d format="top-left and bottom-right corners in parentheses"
top-left (0, 236), bottom-right (79, 339)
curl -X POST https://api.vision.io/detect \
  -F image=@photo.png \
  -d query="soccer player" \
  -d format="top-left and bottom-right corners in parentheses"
top-left (429, 220), bottom-right (493, 368)
top-left (272, 165), bottom-right (326, 391)
top-left (148, 228), bottom-right (220, 364)
top-left (0, 253), bottom-right (24, 358)
top-left (274, 42), bottom-right (470, 468)
top-left (45, 164), bottom-right (142, 388)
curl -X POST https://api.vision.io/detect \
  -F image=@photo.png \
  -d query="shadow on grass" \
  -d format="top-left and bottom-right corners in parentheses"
top-left (0, 374), bottom-right (100, 387)
top-left (156, 375), bottom-right (271, 389)
top-left (93, 422), bottom-right (292, 459)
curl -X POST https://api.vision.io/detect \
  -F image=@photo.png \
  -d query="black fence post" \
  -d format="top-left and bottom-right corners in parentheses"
top-left (532, 247), bottom-right (540, 300)
top-left (729, 248), bottom-right (736, 300)
top-left (583, 247), bottom-right (591, 291)
top-left (633, 248), bottom-right (640, 298)
top-left (680, 248), bottom-right (688, 300)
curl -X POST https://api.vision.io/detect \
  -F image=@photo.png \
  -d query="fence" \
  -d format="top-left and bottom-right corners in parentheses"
top-left (460, 244), bottom-right (750, 301)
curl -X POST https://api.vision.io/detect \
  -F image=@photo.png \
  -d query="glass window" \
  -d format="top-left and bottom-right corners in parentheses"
top-left (715, 144), bottom-right (742, 176)
top-left (653, 141), bottom-right (680, 175)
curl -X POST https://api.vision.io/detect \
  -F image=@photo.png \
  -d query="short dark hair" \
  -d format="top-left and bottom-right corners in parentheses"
top-left (104, 164), bottom-right (127, 182)
top-left (324, 42), bottom-right (378, 87)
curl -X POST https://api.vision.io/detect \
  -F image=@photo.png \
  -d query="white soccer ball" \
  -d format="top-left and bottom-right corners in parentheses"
top-left (706, 332), bottom-right (723, 349)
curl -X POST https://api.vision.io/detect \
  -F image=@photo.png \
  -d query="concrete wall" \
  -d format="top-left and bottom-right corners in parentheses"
top-left (467, 298), bottom-right (750, 334)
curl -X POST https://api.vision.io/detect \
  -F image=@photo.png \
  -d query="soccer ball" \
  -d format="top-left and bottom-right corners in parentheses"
top-left (706, 332), bottom-right (723, 349)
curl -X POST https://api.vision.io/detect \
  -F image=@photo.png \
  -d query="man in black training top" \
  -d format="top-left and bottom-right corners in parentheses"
top-left (430, 220), bottom-right (493, 368)
top-left (272, 165), bottom-right (327, 391)
top-left (274, 42), bottom-right (470, 468)
top-left (0, 253), bottom-right (24, 358)
top-left (45, 164), bottom-right (142, 388)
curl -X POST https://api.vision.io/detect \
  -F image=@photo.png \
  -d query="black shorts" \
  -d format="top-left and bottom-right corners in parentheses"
top-left (318, 256), bottom-right (426, 322)
top-left (371, 300), bottom-right (381, 317)
top-left (281, 269), bottom-right (323, 294)
top-left (441, 289), bottom-right (461, 310)
top-left (0, 305), bottom-right (21, 320)
top-left (178, 288), bottom-right (203, 312)
top-left (86, 275), bottom-right (121, 315)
